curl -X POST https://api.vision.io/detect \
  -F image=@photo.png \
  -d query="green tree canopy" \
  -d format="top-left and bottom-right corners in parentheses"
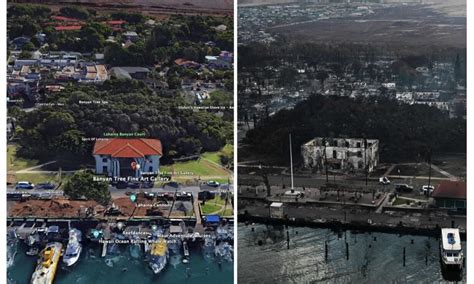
top-left (63, 170), bottom-right (111, 205)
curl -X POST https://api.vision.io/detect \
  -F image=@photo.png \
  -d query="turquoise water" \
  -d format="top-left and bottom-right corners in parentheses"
top-left (8, 242), bottom-right (233, 284)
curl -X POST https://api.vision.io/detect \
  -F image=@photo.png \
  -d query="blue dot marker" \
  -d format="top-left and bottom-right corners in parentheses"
top-left (130, 194), bottom-right (137, 202)
top-left (152, 225), bottom-right (157, 231)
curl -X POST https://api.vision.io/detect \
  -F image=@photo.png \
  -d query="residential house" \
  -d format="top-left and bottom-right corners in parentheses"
top-left (123, 31), bottom-right (139, 41)
top-left (109, 67), bottom-right (150, 80)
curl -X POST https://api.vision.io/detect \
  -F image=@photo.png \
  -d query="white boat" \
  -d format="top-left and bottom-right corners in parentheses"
top-left (146, 238), bottom-right (169, 274)
top-left (31, 242), bottom-right (62, 284)
top-left (214, 241), bottom-right (233, 262)
top-left (7, 230), bottom-right (18, 268)
top-left (63, 229), bottom-right (82, 267)
top-left (182, 241), bottom-right (190, 264)
top-left (440, 228), bottom-right (464, 270)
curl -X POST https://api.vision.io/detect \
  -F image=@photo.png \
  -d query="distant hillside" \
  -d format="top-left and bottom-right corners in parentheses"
top-left (239, 0), bottom-right (296, 6)
top-left (10, 0), bottom-right (233, 11)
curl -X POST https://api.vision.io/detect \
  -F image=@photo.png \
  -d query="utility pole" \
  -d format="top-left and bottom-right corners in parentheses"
top-left (289, 134), bottom-right (294, 190)
top-left (427, 147), bottom-right (432, 188)
top-left (364, 138), bottom-right (368, 186)
top-left (323, 138), bottom-right (329, 183)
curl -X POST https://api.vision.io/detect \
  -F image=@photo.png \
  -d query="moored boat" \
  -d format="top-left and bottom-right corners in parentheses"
top-left (146, 238), bottom-right (169, 274)
top-left (62, 228), bottom-right (82, 267)
top-left (440, 228), bottom-right (464, 270)
top-left (31, 242), bottom-right (62, 284)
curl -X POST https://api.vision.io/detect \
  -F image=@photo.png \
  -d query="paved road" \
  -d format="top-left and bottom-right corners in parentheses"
top-left (240, 173), bottom-right (440, 191)
top-left (7, 184), bottom-right (234, 199)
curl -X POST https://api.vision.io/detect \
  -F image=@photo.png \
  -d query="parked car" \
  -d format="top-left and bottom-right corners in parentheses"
top-left (129, 182), bottom-right (140, 189)
top-left (116, 181), bottom-right (128, 189)
top-left (395, 184), bottom-right (414, 193)
top-left (143, 181), bottom-right (154, 188)
top-left (206, 180), bottom-right (220, 187)
top-left (15, 181), bottom-right (34, 190)
top-left (36, 183), bottom-right (56, 190)
top-left (379, 177), bottom-right (390, 185)
top-left (422, 185), bottom-right (435, 195)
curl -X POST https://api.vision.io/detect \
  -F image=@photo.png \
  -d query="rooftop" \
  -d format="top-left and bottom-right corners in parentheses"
top-left (93, 138), bottom-right (162, 157)
top-left (432, 181), bottom-right (466, 200)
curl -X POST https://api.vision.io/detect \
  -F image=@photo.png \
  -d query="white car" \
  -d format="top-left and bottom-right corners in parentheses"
top-left (379, 177), bottom-right (390, 185)
top-left (422, 185), bottom-right (435, 195)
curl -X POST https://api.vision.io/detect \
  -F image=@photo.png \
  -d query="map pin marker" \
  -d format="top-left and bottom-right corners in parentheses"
top-left (130, 194), bottom-right (137, 202)
top-left (93, 230), bottom-right (99, 238)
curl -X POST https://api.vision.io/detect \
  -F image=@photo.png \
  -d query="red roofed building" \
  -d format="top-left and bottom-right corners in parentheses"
top-left (431, 181), bottom-right (466, 211)
top-left (55, 26), bottom-right (82, 31)
top-left (93, 138), bottom-right (162, 178)
top-left (174, 58), bottom-right (200, 69)
top-left (51, 15), bottom-right (82, 22)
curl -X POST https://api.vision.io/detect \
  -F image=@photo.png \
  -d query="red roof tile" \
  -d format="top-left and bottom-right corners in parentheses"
top-left (432, 181), bottom-right (466, 200)
top-left (55, 25), bottom-right (82, 31)
top-left (93, 138), bottom-right (162, 157)
top-left (104, 20), bottom-right (127, 25)
top-left (51, 15), bottom-right (81, 22)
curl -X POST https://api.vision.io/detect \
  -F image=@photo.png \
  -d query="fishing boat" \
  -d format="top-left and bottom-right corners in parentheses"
top-left (214, 241), bottom-right (233, 262)
top-left (202, 235), bottom-right (216, 260)
top-left (26, 228), bottom-right (48, 256)
top-left (62, 228), bottom-right (82, 267)
top-left (440, 228), bottom-right (464, 270)
top-left (31, 242), bottom-right (62, 284)
top-left (146, 238), bottom-right (169, 274)
top-left (216, 225), bottom-right (233, 241)
top-left (7, 230), bottom-right (18, 268)
top-left (129, 235), bottom-right (142, 259)
top-left (182, 240), bottom-right (190, 264)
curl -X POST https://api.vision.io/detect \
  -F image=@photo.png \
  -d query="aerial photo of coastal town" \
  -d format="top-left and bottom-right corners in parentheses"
top-left (237, 0), bottom-right (466, 283)
top-left (6, 0), bottom-right (234, 283)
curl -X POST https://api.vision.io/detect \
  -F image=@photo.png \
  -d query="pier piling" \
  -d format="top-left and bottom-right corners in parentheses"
top-left (345, 242), bottom-right (349, 260)
top-left (325, 241), bottom-right (328, 261)
top-left (286, 230), bottom-right (290, 249)
top-left (403, 247), bottom-right (406, 267)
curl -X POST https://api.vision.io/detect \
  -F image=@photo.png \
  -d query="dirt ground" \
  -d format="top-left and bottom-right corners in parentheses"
top-left (7, 195), bottom-right (193, 218)
top-left (8, 198), bottom-right (102, 218)
top-left (271, 5), bottom-right (465, 49)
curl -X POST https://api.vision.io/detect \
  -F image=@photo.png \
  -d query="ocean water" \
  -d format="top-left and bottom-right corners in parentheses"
top-left (238, 223), bottom-right (466, 284)
top-left (8, 241), bottom-right (233, 284)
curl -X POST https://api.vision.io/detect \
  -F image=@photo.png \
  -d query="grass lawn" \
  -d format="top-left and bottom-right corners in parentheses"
top-left (201, 203), bottom-right (222, 214)
top-left (161, 144), bottom-right (232, 177)
top-left (161, 159), bottom-right (229, 176)
top-left (220, 208), bottom-right (233, 216)
top-left (207, 195), bottom-right (229, 206)
top-left (203, 90), bottom-right (233, 106)
top-left (201, 144), bottom-right (233, 165)
top-left (7, 144), bottom-right (40, 171)
top-left (14, 173), bottom-right (60, 185)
